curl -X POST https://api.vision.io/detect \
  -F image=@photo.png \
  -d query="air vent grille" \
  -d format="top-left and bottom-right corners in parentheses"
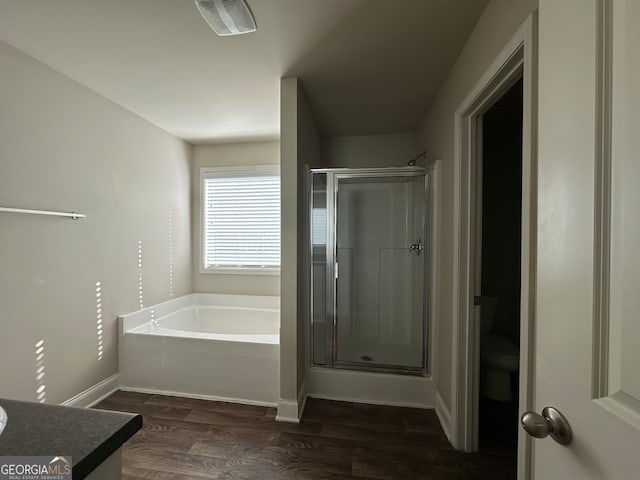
top-left (195, 0), bottom-right (257, 36)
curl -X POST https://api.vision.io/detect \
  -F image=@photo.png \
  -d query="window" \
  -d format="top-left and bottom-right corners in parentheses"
top-left (201, 166), bottom-right (280, 273)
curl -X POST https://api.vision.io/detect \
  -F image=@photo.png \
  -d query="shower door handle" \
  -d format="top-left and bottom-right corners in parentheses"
top-left (409, 239), bottom-right (424, 256)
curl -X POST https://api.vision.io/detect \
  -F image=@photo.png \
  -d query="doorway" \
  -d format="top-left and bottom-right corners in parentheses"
top-left (450, 14), bottom-right (537, 480)
top-left (477, 79), bottom-right (523, 465)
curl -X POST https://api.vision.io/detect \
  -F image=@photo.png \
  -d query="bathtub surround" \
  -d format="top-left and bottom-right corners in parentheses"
top-left (0, 40), bottom-right (192, 404)
top-left (191, 141), bottom-right (280, 296)
top-left (119, 293), bottom-right (279, 405)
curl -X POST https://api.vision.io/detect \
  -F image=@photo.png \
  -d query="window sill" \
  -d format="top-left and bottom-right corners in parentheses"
top-left (200, 267), bottom-right (281, 276)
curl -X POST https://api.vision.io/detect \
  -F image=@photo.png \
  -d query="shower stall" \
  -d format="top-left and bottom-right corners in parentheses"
top-left (309, 167), bottom-right (430, 375)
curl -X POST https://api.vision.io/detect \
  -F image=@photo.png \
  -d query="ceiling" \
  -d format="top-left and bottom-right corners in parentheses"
top-left (0, 0), bottom-right (487, 143)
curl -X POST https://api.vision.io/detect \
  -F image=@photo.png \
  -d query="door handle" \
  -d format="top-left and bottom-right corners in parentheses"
top-left (521, 406), bottom-right (572, 445)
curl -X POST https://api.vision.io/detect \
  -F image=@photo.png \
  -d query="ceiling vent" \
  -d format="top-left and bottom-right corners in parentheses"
top-left (195, 0), bottom-right (257, 36)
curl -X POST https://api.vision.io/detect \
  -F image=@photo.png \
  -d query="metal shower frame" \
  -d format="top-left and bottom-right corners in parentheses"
top-left (308, 166), bottom-right (431, 376)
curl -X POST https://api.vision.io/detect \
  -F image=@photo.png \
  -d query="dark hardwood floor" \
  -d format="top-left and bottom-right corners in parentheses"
top-left (94, 391), bottom-right (515, 479)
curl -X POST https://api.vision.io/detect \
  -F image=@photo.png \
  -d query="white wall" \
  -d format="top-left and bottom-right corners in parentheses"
top-left (191, 141), bottom-right (280, 296)
top-left (279, 77), bottom-right (320, 420)
top-left (0, 41), bottom-right (192, 403)
top-left (280, 77), bottom-right (299, 419)
top-left (323, 133), bottom-right (418, 168)
top-left (417, 0), bottom-right (537, 413)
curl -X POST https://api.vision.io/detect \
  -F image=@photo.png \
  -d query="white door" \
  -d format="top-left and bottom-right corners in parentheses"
top-left (533, 0), bottom-right (640, 478)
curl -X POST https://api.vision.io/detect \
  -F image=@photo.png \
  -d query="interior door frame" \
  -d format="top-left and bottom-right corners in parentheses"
top-left (450, 12), bottom-right (538, 480)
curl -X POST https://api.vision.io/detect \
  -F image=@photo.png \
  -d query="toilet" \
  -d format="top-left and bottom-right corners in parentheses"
top-left (479, 297), bottom-right (519, 402)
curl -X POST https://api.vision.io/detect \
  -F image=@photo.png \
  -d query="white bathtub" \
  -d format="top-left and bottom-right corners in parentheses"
top-left (118, 293), bottom-right (280, 405)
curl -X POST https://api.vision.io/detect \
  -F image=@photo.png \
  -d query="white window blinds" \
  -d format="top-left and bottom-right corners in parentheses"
top-left (202, 167), bottom-right (280, 270)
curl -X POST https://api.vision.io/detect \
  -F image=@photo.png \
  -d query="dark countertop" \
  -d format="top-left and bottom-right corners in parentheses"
top-left (0, 398), bottom-right (142, 480)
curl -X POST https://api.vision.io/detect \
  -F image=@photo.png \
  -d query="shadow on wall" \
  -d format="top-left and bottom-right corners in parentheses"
top-left (285, 1), bottom-right (489, 137)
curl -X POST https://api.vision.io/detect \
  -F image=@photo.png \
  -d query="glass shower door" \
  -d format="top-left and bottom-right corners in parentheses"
top-left (334, 174), bottom-right (426, 370)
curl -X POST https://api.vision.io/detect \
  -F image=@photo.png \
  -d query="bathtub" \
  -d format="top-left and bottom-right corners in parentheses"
top-left (118, 293), bottom-right (279, 405)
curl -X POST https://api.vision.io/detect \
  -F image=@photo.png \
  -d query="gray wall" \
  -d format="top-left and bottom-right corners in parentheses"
top-left (0, 41), bottom-right (192, 403)
top-left (296, 83), bottom-right (320, 392)
top-left (417, 0), bottom-right (538, 412)
top-left (323, 133), bottom-right (419, 169)
top-left (191, 141), bottom-right (280, 296)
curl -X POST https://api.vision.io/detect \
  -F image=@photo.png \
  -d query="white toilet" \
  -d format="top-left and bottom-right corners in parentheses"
top-left (479, 297), bottom-right (519, 402)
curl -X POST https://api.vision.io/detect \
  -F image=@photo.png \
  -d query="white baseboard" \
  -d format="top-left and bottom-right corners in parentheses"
top-left (62, 374), bottom-right (120, 408)
top-left (276, 399), bottom-right (301, 423)
top-left (276, 381), bottom-right (307, 423)
top-left (435, 389), bottom-right (452, 442)
top-left (298, 381), bottom-right (307, 419)
top-left (120, 386), bottom-right (277, 408)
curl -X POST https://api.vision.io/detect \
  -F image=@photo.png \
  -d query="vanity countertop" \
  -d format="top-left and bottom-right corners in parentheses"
top-left (0, 398), bottom-right (142, 479)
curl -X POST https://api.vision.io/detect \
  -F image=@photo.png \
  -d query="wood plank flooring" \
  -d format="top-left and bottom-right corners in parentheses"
top-left (94, 391), bottom-right (515, 479)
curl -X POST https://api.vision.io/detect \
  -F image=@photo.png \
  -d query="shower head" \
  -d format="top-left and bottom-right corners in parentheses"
top-left (407, 151), bottom-right (427, 166)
